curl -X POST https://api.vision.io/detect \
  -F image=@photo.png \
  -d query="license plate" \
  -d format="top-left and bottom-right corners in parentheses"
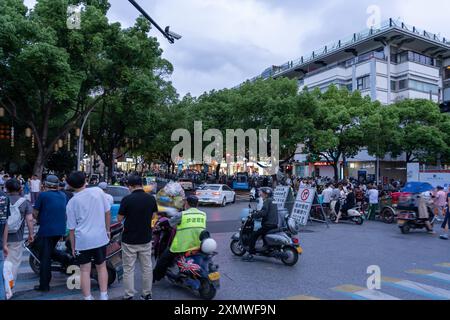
top-left (296, 246), bottom-right (303, 254)
top-left (208, 272), bottom-right (220, 281)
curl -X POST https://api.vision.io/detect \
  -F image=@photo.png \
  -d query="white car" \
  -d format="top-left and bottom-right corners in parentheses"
top-left (196, 184), bottom-right (236, 206)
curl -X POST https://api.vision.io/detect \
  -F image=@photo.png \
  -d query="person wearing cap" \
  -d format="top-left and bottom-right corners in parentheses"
top-left (33, 175), bottom-right (68, 292)
top-left (117, 175), bottom-right (158, 300)
top-left (243, 187), bottom-right (278, 262)
top-left (153, 195), bottom-right (207, 282)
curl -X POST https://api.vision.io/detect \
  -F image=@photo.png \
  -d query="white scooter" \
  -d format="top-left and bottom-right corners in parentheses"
top-left (329, 198), bottom-right (364, 225)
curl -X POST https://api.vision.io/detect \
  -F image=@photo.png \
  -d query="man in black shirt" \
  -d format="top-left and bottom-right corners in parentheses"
top-left (118, 175), bottom-right (158, 300)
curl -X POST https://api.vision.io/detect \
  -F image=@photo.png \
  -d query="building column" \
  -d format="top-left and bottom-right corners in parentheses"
top-left (352, 57), bottom-right (357, 92)
top-left (370, 58), bottom-right (377, 101)
top-left (386, 44), bottom-right (391, 104)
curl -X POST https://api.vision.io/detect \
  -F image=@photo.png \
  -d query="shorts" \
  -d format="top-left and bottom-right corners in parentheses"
top-left (75, 245), bottom-right (107, 265)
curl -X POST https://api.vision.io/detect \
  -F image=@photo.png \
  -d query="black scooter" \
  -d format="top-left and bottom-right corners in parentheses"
top-left (24, 223), bottom-right (124, 286)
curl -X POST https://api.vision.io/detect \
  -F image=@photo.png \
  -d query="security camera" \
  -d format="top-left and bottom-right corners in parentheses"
top-left (165, 26), bottom-right (182, 40)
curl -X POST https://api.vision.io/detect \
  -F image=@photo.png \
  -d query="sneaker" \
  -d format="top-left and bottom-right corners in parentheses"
top-left (440, 234), bottom-right (449, 240)
top-left (122, 296), bottom-right (133, 300)
top-left (84, 295), bottom-right (95, 300)
top-left (140, 294), bottom-right (152, 300)
top-left (100, 293), bottom-right (109, 301)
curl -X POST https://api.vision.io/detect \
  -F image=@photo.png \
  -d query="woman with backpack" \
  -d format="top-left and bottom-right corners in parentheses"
top-left (5, 179), bottom-right (34, 283)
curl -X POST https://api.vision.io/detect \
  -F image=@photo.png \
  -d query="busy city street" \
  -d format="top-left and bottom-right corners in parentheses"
top-left (8, 193), bottom-right (450, 301)
top-left (1, 0), bottom-right (450, 312)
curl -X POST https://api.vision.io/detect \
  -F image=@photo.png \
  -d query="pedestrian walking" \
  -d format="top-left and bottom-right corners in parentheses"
top-left (440, 191), bottom-right (450, 240)
top-left (30, 175), bottom-right (41, 205)
top-left (118, 175), bottom-right (157, 300)
top-left (0, 187), bottom-right (10, 300)
top-left (433, 186), bottom-right (446, 222)
top-left (66, 171), bottom-right (111, 300)
top-left (367, 185), bottom-right (379, 220)
top-left (5, 179), bottom-right (34, 283)
top-left (32, 175), bottom-right (67, 292)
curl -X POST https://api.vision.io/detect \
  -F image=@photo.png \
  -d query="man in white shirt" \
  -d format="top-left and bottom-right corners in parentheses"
top-left (321, 183), bottom-right (333, 216)
top-left (98, 182), bottom-right (114, 206)
top-left (367, 185), bottom-right (379, 220)
top-left (30, 175), bottom-right (41, 205)
top-left (66, 172), bottom-right (111, 301)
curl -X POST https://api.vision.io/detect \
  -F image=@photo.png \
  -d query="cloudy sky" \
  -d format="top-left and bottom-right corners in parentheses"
top-left (24, 0), bottom-right (450, 97)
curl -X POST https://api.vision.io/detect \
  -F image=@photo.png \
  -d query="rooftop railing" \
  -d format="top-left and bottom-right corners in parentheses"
top-left (239, 18), bottom-right (449, 85)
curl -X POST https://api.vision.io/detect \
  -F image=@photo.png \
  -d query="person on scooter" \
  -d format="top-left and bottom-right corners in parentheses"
top-left (335, 186), bottom-right (355, 224)
top-left (243, 187), bottom-right (279, 262)
top-left (153, 195), bottom-right (207, 282)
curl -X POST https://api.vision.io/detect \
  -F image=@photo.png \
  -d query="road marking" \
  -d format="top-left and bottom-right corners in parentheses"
top-left (285, 295), bottom-right (321, 300)
top-left (406, 269), bottom-right (450, 283)
top-left (382, 277), bottom-right (450, 300)
top-left (332, 285), bottom-right (399, 300)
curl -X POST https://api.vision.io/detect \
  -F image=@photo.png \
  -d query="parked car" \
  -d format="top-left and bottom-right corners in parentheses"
top-left (195, 184), bottom-right (236, 206)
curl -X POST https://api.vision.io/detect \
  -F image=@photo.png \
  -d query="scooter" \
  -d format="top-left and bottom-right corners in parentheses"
top-left (165, 232), bottom-right (220, 300)
top-left (24, 223), bottom-right (123, 286)
top-left (329, 199), bottom-right (364, 225)
top-left (152, 206), bottom-right (178, 260)
top-left (397, 208), bottom-right (434, 234)
top-left (230, 208), bottom-right (302, 266)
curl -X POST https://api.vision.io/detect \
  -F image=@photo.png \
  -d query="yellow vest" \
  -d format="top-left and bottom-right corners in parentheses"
top-left (170, 208), bottom-right (206, 253)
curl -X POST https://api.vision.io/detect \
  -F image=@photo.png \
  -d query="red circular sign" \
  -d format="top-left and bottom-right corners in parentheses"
top-left (300, 189), bottom-right (310, 201)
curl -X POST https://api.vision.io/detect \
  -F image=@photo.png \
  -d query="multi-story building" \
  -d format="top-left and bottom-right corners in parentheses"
top-left (241, 19), bottom-right (450, 181)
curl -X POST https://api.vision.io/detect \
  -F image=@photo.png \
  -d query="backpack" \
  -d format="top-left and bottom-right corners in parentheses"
top-left (7, 197), bottom-right (26, 233)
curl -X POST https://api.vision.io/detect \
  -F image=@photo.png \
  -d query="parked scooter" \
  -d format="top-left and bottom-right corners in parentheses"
top-left (230, 207), bottom-right (302, 266)
top-left (329, 198), bottom-right (364, 225)
top-left (24, 223), bottom-right (123, 286)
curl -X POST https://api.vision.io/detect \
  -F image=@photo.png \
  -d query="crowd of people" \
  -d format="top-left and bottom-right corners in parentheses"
top-left (0, 169), bottom-right (211, 301)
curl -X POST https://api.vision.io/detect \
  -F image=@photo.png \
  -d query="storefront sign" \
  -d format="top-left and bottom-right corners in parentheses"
top-left (291, 187), bottom-right (316, 226)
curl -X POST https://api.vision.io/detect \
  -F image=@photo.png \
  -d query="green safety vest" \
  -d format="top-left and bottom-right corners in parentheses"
top-left (170, 208), bottom-right (207, 253)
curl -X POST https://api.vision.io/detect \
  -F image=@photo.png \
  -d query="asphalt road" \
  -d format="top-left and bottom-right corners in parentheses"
top-left (11, 196), bottom-right (450, 300)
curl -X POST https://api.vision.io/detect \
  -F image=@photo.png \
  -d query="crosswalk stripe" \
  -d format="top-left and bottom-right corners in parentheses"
top-left (382, 277), bottom-right (450, 300)
top-left (285, 295), bottom-right (321, 300)
top-left (406, 269), bottom-right (450, 283)
top-left (332, 284), bottom-right (400, 300)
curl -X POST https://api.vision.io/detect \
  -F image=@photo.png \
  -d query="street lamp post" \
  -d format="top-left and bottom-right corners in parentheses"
top-left (76, 109), bottom-right (93, 171)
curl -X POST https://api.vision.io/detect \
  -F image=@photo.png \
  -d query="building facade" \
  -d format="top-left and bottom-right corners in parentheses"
top-left (243, 19), bottom-right (450, 181)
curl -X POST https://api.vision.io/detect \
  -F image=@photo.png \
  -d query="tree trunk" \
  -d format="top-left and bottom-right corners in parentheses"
top-left (33, 149), bottom-right (46, 179)
top-left (332, 163), bottom-right (339, 182)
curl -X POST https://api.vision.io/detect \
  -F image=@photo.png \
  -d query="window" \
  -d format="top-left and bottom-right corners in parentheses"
top-left (408, 80), bottom-right (439, 94)
top-left (391, 80), bottom-right (397, 91)
top-left (357, 76), bottom-right (370, 91)
top-left (346, 83), bottom-right (353, 91)
top-left (399, 79), bottom-right (407, 90)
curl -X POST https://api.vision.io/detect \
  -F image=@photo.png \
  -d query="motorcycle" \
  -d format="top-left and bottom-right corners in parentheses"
top-left (329, 198), bottom-right (364, 225)
top-left (24, 222), bottom-right (124, 286)
top-left (153, 209), bottom-right (220, 300)
top-left (230, 208), bottom-right (302, 266)
top-left (396, 192), bottom-right (434, 234)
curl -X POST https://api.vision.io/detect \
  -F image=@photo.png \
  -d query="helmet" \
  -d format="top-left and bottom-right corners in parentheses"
top-left (259, 187), bottom-right (273, 197)
top-left (45, 175), bottom-right (60, 188)
top-left (201, 238), bottom-right (217, 254)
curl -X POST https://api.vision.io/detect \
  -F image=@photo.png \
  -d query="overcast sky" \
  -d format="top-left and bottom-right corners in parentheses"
top-left (24, 0), bottom-right (450, 97)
